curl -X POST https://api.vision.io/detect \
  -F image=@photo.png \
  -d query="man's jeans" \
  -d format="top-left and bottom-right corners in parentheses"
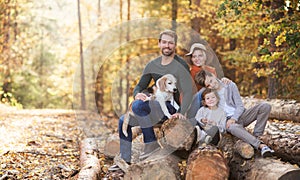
top-left (119, 100), bottom-right (176, 162)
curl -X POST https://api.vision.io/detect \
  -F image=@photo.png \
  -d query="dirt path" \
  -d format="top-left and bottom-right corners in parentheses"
top-left (0, 104), bottom-right (116, 179)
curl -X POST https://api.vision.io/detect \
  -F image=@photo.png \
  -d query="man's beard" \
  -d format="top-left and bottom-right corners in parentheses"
top-left (161, 48), bottom-right (174, 56)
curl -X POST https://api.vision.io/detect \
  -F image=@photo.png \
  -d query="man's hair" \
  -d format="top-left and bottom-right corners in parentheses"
top-left (201, 88), bottom-right (220, 107)
top-left (159, 29), bottom-right (178, 44)
top-left (195, 70), bottom-right (214, 87)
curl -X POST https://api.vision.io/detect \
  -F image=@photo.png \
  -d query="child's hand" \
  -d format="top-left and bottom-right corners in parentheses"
top-left (201, 118), bottom-right (208, 124)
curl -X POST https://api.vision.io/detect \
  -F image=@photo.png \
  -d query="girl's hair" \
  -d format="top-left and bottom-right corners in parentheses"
top-left (201, 88), bottom-right (219, 107)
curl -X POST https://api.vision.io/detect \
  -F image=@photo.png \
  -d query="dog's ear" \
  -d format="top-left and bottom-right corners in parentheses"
top-left (157, 77), bottom-right (167, 91)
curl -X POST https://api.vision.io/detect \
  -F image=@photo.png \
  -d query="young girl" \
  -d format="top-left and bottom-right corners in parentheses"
top-left (195, 88), bottom-right (227, 146)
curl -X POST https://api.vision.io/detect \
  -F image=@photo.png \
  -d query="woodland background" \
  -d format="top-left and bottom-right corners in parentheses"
top-left (0, 0), bottom-right (299, 115)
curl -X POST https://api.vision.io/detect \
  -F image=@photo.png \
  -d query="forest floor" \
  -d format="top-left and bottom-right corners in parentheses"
top-left (1, 104), bottom-right (299, 179)
top-left (0, 104), bottom-right (118, 179)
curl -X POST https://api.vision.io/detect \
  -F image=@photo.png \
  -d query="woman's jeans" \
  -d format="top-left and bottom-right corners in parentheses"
top-left (119, 100), bottom-right (176, 162)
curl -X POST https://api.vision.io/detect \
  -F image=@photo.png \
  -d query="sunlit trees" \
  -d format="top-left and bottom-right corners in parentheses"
top-left (216, 0), bottom-right (300, 99)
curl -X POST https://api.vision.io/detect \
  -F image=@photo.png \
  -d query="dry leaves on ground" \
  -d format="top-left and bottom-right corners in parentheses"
top-left (0, 104), bottom-right (115, 179)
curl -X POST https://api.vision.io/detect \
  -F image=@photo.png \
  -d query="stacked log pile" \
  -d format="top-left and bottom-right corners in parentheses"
top-left (261, 120), bottom-right (300, 165)
top-left (79, 98), bottom-right (300, 179)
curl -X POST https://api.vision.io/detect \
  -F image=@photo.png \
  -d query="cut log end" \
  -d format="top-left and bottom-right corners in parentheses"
top-left (159, 118), bottom-right (195, 151)
top-left (186, 145), bottom-right (229, 180)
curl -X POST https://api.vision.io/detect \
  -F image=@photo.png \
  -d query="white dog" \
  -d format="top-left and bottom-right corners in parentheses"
top-left (122, 74), bottom-right (179, 137)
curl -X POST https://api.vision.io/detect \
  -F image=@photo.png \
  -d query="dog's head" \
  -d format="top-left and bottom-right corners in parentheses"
top-left (156, 74), bottom-right (177, 93)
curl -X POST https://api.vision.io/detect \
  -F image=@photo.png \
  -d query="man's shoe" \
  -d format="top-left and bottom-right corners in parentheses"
top-left (139, 141), bottom-right (161, 160)
top-left (108, 164), bottom-right (121, 171)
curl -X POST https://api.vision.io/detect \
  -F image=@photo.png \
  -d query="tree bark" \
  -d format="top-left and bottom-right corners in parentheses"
top-left (238, 158), bottom-right (299, 180)
top-left (242, 97), bottom-right (300, 122)
top-left (158, 118), bottom-right (196, 151)
top-left (104, 134), bottom-right (120, 158)
top-left (261, 121), bottom-right (300, 166)
top-left (77, 0), bottom-right (86, 110)
top-left (171, 0), bottom-right (178, 30)
top-left (124, 154), bottom-right (182, 180)
top-left (78, 138), bottom-right (101, 180)
top-left (218, 133), bottom-right (300, 179)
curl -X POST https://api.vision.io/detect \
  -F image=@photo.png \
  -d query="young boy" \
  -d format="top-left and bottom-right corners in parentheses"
top-left (194, 70), bottom-right (274, 157)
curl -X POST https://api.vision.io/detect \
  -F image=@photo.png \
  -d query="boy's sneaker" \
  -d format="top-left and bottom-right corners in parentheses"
top-left (261, 146), bottom-right (274, 158)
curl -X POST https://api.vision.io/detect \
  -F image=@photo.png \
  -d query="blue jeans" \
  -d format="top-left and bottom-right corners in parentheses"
top-left (119, 100), bottom-right (176, 162)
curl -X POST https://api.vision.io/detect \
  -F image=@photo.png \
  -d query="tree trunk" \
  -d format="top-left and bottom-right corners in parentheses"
top-left (124, 154), bottom-right (182, 180)
top-left (78, 138), bottom-right (101, 180)
top-left (77, 0), bottom-right (86, 110)
top-left (267, 0), bottom-right (285, 99)
top-left (262, 121), bottom-right (300, 166)
top-left (125, 0), bottom-right (131, 111)
top-left (171, 0), bottom-right (178, 30)
top-left (158, 118), bottom-right (196, 151)
top-left (190, 0), bottom-right (201, 34)
top-left (236, 158), bottom-right (300, 180)
top-left (104, 134), bottom-right (120, 158)
top-left (242, 97), bottom-right (300, 122)
top-left (186, 145), bottom-right (229, 180)
top-left (218, 132), bottom-right (300, 179)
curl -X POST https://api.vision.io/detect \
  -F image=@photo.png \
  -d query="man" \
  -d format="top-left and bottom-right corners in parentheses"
top-left (193, 70), bottom-right (274, 157)
top-left (109, 29), bottom-right (194, 171)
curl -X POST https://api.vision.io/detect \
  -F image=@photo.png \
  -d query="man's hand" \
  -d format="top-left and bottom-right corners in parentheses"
top-left (134, 93), bottom-right (148, 101)
top-left (171, 113), bottom-right (186, 120)
top-left (226, 119), bottom-right (236, 129)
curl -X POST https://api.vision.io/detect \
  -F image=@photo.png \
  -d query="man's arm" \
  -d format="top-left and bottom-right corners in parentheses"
top-left (176, 61), bottom-right (195, 115)
top-left (133, 73), bottom-right (152, 99)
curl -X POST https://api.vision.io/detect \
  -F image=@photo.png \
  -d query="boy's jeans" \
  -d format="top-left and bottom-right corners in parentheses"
top-left (119, 100), bottom-right (176, 163)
